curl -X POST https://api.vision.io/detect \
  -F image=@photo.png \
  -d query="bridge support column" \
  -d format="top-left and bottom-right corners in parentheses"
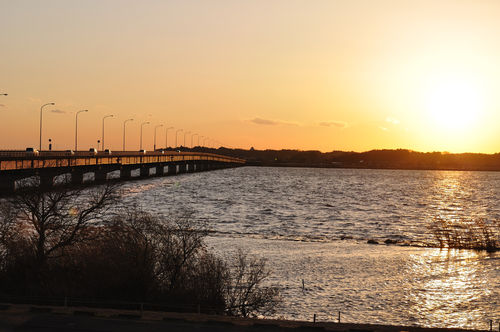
top-left (95, 171), bottom-right (107, 183)
top-left (0, 176), bottom-right (15, 194)
top-left (155, 165), bottom-right (164, 176)
top-left (40, 175), bottom-right (54, 190)
top-left (167, 165), bottom-right (176, 175)
top-left (140, 167), bottom-right (150, 178)
top-left (178, 164), bottom-right (186, 174)
top-left (121, 168), bottom-right (132, 180)
top-left (187, 163), bottom-right (194, 173)
top-left (71, 171), bottom-right (84, 185)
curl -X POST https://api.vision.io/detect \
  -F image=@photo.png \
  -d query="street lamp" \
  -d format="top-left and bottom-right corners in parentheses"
top-left (75, 109), bottom-right (88, 151)
top-left (165, 126), bottom-right (174, 149)
top-left (154, 124), bottom-right (163, 151)
top-left (101, 114), bottom-right (114, 150)
top-left (184, 131), bottom-right (191, 148)
top-left (140, 121), bottom-right (150, 150)
top-left (123, 118), bottom-right (134, 151)
top-left (175, 129), bottom-right (183, 148)
top-left (191, 133), bottom-right (198, 148)
top-left (39, 102), bottom-right (55, 151)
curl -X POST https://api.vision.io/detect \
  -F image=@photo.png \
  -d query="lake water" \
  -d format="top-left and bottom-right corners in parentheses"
top-left (120, 167), bottom-right (500, 329)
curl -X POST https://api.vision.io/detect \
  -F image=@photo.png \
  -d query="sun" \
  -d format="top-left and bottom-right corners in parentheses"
top-left (425, 77), bottom-right (484, 131)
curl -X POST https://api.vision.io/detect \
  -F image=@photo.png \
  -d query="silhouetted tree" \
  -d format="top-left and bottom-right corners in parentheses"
top-left (0, 195), bottom-right (281, 317)
top-left (225, 249), bottom-right (281, 317)
top-left (0, 183), bottom-right (119, 294)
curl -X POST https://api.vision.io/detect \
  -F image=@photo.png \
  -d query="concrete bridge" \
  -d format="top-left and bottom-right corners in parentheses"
top-left (0, 150), bottom-right (245, 194)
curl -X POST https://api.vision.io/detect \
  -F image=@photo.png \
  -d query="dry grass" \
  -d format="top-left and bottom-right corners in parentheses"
top-left (429, 218), bottom-right (500, 251)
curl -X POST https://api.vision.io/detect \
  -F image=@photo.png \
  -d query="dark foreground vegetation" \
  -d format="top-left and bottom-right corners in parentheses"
top-left (429, 218), bottom-right (500, 252)
top-left (0, 184), bottom-right (280, 317)
top-left (184, 146), bottom-right (500, 171)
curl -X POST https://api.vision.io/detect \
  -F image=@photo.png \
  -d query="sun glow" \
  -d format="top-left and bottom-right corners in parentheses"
top-left (425, 77), bottom-right (484, 131)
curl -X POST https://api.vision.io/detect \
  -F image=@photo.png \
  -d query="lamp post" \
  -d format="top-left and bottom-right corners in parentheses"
top-left (39, 102), bottom-right (55, 151)
top-left (154, 124), bottom-right (163, 151)
top-left (175, 129), bottom-right (183, 148)
top-left (140, 121), bottom-right (150, 150)
top-left (123, 118), bottom-right (134, 151)
top-left (101, 114), bottom-right (114, 150)
top-left (75, 109), bottom-right (88, 151)
top-left (184, 131), bottom-right (191, 148)
top-left (165, 126), bottom-right (174, 149)
top-left (191, 133), bottom-right (198, 148)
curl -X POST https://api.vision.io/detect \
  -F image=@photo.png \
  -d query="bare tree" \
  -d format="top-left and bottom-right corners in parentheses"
top-left (156, 211), bottom-right (209, 292)
top-left (225, 249), bottom-right (281, 317)
top-left (0, 201), bottom-right (18, 266)
top-left (3, 183), bottom-right (119, 268)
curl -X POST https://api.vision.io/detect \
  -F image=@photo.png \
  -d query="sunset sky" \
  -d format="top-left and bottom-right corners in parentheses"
top-left (1, 0), bottom-right (500, 153)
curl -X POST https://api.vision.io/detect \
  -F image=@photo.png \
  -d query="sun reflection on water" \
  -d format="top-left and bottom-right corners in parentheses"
top-left (431, 172), bottom-right (472, 222)
top-left (407, 248), bottom-right (496, 328)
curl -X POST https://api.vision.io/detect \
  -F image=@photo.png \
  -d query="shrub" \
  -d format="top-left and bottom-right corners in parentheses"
top-left (224, 249), bottom-right (281, 317)
top-left (0, 188), bottom-right (280, 317)
top-left (429, 218), bottom-right (500, 251)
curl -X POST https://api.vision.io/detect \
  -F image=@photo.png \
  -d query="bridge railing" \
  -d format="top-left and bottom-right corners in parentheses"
top-left (0, 151), bottom-right (245, 171)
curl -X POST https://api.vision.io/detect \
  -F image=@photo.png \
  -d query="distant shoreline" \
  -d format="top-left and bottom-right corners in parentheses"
top-left (244, 161), bottom-right (500, 172)
top-left (206, 147), bottom-right (500, 173)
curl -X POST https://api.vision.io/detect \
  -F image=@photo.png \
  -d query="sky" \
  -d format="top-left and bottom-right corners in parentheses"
top-left (1, 0), bottom-right (500, 153)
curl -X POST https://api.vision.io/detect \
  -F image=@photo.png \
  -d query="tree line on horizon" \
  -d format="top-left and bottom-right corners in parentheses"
top-left (202, 147), bottom-right (500, 171)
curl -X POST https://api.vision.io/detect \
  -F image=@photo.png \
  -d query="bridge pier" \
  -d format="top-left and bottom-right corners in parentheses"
top-left (167, 165), bottom-right (176, 175)
top-left (155, 165), bottom-right (164, 176)
top-left (121, 168), bottom-right (132, 180)
top-left (0, 177), bottom-right (15, 194)
top-left (178, 164), bottom-right (186, 174)
top-left (95, 170), bottom-right (107, 183)
top-left (71, 171), bottom-right (84, 185)
top-left (40, 174), bottom-right (54, 190)
top-left (140, 167), bottom-right (150, 178)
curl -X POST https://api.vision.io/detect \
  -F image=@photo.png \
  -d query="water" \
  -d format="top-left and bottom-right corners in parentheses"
top-left (119, 167), bottom-right (500, 329)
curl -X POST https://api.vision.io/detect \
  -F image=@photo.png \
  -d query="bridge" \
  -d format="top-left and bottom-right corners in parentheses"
top-left (0, 150), bottom-right (245, 193)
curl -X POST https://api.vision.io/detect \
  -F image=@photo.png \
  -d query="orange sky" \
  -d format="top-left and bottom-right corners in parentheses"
top-left (1, 1), bottom-right (500, 153)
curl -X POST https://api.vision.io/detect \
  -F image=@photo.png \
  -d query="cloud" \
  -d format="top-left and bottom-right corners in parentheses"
top-left (385, 116), bottom-right (400, 125)
top-left (379, 126), bottom-right (388, 131)
top-left (319, 121), bottom-right (348, 128)
top-left (250, 117), bottom-right (279, 125)
top-left (249, 117), bottom-right (299, 126)
top-left (51, 109), bottom-right (66, 114)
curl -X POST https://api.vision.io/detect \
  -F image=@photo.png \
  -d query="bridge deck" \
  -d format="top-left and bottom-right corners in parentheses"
top-left (0, 151), bottom-right (245, 171)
